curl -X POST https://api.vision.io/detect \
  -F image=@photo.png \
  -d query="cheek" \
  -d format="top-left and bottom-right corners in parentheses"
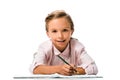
top-left (65, 32), bottom-right (72, 37)
top-left (48, 34), bottom-right (56, 39)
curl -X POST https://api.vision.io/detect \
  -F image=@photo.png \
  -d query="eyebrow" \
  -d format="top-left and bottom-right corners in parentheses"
top-left (64, 27), bottom-right (70, 28)
top-left (49, 26), bottom-right (71, 29)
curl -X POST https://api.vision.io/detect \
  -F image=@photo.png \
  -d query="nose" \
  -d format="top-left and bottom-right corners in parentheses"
top-left (58, 32), bottom-right (63, 38)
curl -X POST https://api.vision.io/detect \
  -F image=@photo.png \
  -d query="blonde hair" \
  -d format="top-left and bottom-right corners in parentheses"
top-left (45, 10), bottom-right (74, 32)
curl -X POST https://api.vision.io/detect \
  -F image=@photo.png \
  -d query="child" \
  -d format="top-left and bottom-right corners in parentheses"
top-left (30, 10), bottom-right (98, 76)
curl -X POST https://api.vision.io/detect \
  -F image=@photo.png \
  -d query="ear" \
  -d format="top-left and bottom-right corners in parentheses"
top-left (71, 30), bottom-right (74, 35)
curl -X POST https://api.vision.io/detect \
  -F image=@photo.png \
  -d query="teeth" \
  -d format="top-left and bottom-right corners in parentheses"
top-left (58, 40), bottom-right (65, 42)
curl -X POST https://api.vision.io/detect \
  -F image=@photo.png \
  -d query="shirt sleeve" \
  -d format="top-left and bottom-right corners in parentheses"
top-left (79, 49), bottom-right (98, 75)
top-left (30, 48), bottom-right (46, 74)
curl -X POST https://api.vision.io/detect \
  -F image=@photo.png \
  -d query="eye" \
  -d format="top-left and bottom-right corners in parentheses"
top-left (52, 30), bottom-right (57, 33)
top-left (63, 29), bottom-right (68, 32)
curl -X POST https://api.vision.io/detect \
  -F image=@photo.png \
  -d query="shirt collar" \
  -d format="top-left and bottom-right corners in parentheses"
top-left (53, 43), bottom-right (70, 58)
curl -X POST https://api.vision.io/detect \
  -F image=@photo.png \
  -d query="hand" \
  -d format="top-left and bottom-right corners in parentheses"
top-left (57, 64), bottom-right (75, 76)
top-left (74, 67), bottom-right (86, 75)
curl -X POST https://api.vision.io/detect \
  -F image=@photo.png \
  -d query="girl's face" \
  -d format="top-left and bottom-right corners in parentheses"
top-left (47, 17), bottom-right (73, 52)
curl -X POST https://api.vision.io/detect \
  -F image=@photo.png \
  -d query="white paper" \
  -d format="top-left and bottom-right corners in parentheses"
top-left (14, 73), bottom-right (103, 79)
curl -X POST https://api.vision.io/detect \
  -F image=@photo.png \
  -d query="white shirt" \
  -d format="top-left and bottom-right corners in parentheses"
top-left (30, 38), bottom-right (98, 75)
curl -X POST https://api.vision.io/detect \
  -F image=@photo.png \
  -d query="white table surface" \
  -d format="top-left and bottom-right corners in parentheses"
top-left (14, 74), bottom-right (103, 80)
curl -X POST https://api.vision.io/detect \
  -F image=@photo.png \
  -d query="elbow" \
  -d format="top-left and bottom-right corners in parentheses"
top-left (93, 67), bottom-right (98, 75)
top-left (33, 69), bottom-right (37, 74)
top-left (92, 64), bottom-right (98, 75)
top-left (33, 67), bottom-right (40, 74)
top-left (85, 64), bottom-right (98, 75)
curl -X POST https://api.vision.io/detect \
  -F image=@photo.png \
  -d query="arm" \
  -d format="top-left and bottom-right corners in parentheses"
top-left (33, 65), bottom-right (59, 74)
top-left (78, 48), bottom-right (98, 75)
top-left (33, 64), bottom-right (75, 76)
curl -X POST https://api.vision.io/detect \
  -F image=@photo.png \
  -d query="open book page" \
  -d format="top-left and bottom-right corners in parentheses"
top-left (14, 73), bottom-right (103, 79)
top-left (35, 73), bottom-right (103, 78)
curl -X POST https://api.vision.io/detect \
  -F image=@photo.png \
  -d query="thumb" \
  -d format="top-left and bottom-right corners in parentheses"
top-left (70, 64), bottom-right (76, 68)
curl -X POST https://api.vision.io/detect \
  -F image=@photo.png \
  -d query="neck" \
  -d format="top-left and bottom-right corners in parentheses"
top-left (55, 43), bottom-right (69, 53)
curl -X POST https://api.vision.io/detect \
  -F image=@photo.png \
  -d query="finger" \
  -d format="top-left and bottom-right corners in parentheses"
top-left (70, 64), bottom-right (75, 67)
top-left (59, 69), bottom-right (71, 76)
top-left (63, 66), bottom-right (70, 72)
top-left (64, 67), bottom-right (74, 75)
top-left (63, 71), bottom-right (73, 76)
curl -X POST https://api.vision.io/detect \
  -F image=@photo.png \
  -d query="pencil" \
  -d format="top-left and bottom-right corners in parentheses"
top-left (57, 55), bottom-right (77, 72)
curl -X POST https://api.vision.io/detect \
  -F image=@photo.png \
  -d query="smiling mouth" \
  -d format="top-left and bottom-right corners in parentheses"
top-left (57, 40), bottom-right (65, 42)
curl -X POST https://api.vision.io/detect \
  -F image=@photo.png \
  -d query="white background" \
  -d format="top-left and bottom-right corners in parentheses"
top-left (0, 0), bottom-right (120, 80)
